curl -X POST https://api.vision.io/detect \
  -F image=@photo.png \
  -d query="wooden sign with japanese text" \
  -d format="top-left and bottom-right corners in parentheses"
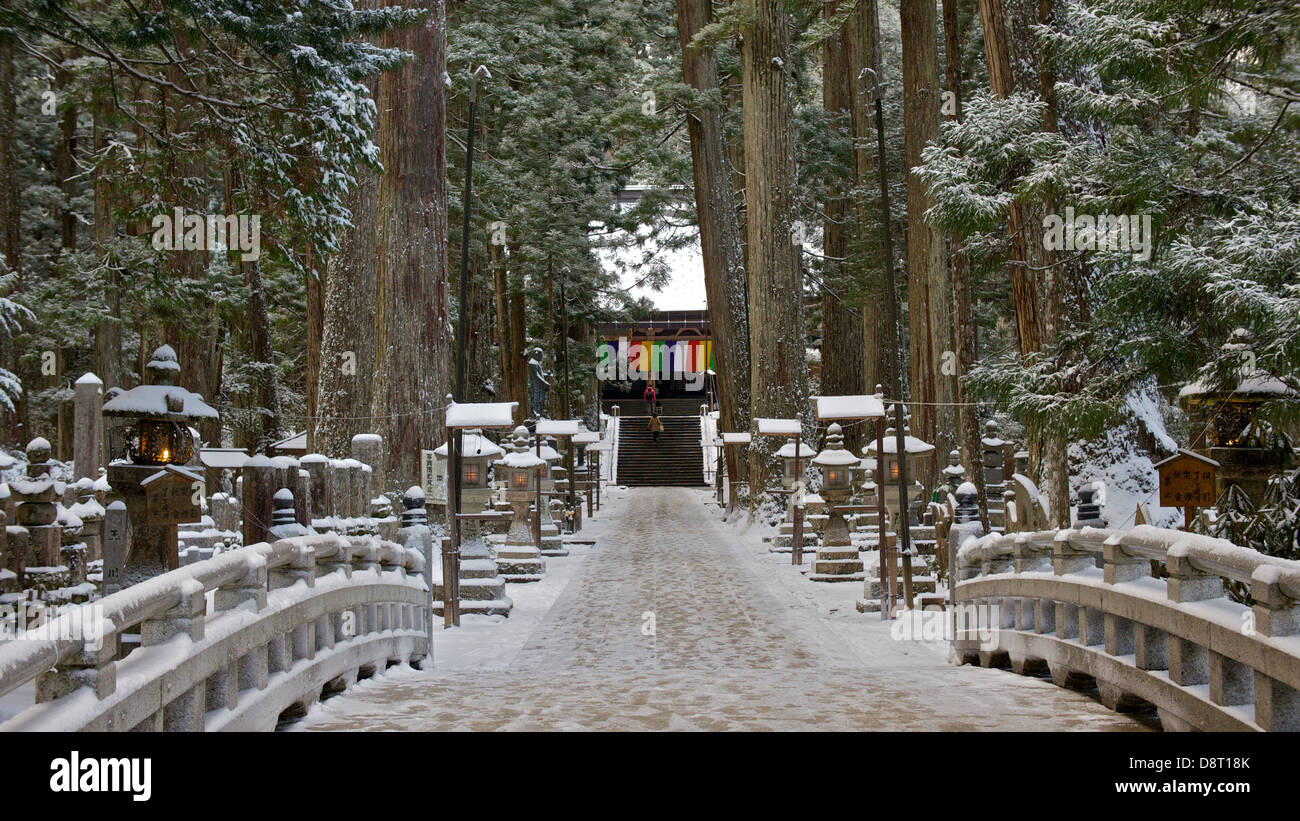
top-left (1157, 451), bottom-right (1218, 508)
top-left (146, 471), bottom-right (201, 526)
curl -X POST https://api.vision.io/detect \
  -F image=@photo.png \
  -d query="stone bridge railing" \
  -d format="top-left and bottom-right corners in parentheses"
top-left (0, 532), bottom-right (428, 731)
top-left (953, 525), bottom-right (1300, 732)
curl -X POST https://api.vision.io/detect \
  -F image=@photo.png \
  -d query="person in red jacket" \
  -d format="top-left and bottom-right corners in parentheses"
top-left (643, 383), bottom-right (658, 416)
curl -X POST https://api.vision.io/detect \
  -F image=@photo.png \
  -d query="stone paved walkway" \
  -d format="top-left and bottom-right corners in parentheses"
top-left (300, 488), bottom-right (1151, 731)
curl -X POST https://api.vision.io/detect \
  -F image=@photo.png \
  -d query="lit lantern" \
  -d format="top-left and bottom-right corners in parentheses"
top-left (813, 424), bottom-right (857, 546)
top-left (496, 426), bottom-right (544, 494)
top-left (103, 345), bottom-right (219, 466)
top-left (1179, 329), bottom-right (1298, 506)
top-left (433, 429), bottom-right (504, 491)
top-left (127, 418), bottom-right (193, 465)
top-left (776, 439), bottom-right (814, 487)
top-left (496, 427), bottom-right (546, 548)
top-left (863, 414), bottom-right (935, 526)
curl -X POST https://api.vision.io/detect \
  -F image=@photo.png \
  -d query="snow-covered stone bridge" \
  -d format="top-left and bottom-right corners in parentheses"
top-left (297, 487), bottom-right (1147, 731)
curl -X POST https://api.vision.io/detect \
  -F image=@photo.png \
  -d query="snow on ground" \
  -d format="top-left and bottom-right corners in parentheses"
top-left (296, 486), bottom-right (1151, 732)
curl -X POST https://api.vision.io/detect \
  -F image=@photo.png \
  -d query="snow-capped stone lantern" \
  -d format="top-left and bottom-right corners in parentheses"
top-left (102, 345), bottom-right (218, 466)
top-left (434, 429), bottom-right (503, 496)
top-left (492, 426), bottom-right (547, 583)
top-left (864, 409), bottom-right (935, 528)
top-left (942, 450), bottom-right (966, 495)
top-left (1179, 329), bottom-right (1298, 506)
top-left (496, 427), bottom-right (545, 544)
top-left (775, 439), bottom-right (815, 488)
top-left (101, 345), bottom-right (218, 584)
top-left (499, 426), bottom-right (542, 494)
top-left (812, 423), bottom-right (858, 547)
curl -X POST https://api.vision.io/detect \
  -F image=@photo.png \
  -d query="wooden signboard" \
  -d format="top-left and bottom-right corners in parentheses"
top-left (1156, 450), bottom-right (1219, 508)
top-left (144, 469), bottom-right (201, 526)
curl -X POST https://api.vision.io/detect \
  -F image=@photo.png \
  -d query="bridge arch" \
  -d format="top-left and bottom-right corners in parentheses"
top-left (0, 533), bottom-right (428, 732)
top-left (952, 525), bottom-right (1300, 732)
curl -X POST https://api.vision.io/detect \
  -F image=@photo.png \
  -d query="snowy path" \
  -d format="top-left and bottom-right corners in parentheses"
top-left (297, 487), bottom-right (1151, 731)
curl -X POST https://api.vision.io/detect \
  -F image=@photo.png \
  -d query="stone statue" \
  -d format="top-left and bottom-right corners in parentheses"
top-left (527, 347), bottom-right (550, 418)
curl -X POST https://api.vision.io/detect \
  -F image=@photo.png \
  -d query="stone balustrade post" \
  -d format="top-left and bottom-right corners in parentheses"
top-left (141, 577), bottom-right (207, 645)
top-left (1050, 532), bottom-right (1092, 576)
top-left (270, 544), bottom-right (316, 590)
top-left (352, 539), bottom-right (380, 573)
top-left (214, 557), bottom-right (268, 613)
top-left (34, 627), bottom-right (118, 702)
top-left (1164, 543), bottom-right (1219, 686)
top-left (1165, 542), bottom-right (1223, 602)
top-left (1102, 536), bottom-right (1149, 584)
top-left (1012, 536), bottom-right (1050, 573)
top-left (1249, 565), bottom-right (1299, 731)
top-left (315, 538), bottom-right (353, 579)
top-left (983, 545), bottom-right (1013, 576)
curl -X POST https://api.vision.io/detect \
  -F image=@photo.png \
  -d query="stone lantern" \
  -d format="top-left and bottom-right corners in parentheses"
top-left (493, 426), bottom-right (546, 583)
top-left (101, 345), bottom-right (218, 584)
top-left (433, 429), bottom-right (504, 523)
top-left (981, 420), bottom-right (1008, 488)
top-left (531, 435), bottom-right (566, 555)
top-left (863, 413), bottom-right (934, 528)
top-left (1179, 329), bottom-right (1297, 506)
top-left (941, 450), bottom-right (966, 495)
top-left (808, 424), bottom-right (864, 582)
top-left (775, 439), bottom-right (814, 489)
top-left (9, 438), bottom-right (62, 583)
top-left (812, 424), bottom-right (858, 546)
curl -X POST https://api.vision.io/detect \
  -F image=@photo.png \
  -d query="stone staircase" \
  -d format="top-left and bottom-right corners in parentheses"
top-left (616, 416), bottom-right (707, 487)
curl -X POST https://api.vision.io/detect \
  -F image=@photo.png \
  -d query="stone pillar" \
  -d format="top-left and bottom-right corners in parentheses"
top-left (70, 478), bottom-right (105, 563)
top-left (73, 373), bottom-right (105, 481)
top-left (351, 433), bottom-right (384, 499)
top-left (330, 459), bottom-right (350, 520)
top-left (242, 455), bottom-right (277, 547)
top-left (13, 438), bottom-right (61, 567)
top-left (301, 454), bottom-right (331, 523)
top-left (347, 460), bottom-right (367, 519)
top-left (102, 501), bottom-right (130, 595)
top-left (296, 469), bottom-right (311, 527)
